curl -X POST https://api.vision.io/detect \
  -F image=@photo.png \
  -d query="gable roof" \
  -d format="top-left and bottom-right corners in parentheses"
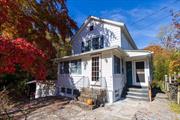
top-left (71, 16), bottom-right (138, 49)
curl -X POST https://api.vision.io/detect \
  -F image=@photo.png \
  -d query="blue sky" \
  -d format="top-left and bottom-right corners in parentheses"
top-left (67, 0), bottom-right (180, 49)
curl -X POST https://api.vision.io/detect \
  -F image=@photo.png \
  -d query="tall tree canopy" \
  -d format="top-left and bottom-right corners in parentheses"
top-left (144, 45), bottom-right (180, 80)
top-left (0, 0), bottom-right (77, 58)
top-left (0, 0), bottom-right (77, 80)
top-left (0, 37), bottom-right (47, 80)
top-left (157, 10), bottom-right (180, 50)
top-left (144, 45), bottom-right (171, 81)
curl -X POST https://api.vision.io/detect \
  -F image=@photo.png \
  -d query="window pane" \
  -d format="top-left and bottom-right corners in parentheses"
top-left (136, 61), bottom-right (145, 82)
top-left (92, 56), bottom-right (99, 81)
top-left (90, 25), bottom-right (94, 31)
top-left (114, 56), bottom-right (120, 74)
top-left (71, 60), bottom-right (77, 73)
top-left (64, 61), bottom-right (69, 74)
top-left (92, 37), bottom-right (99, 50)
top-left (60, 62), bottom-right (64, 74)
top-left (77, 60), bottom-right (82, 74)
top-left (70, 59), bottom-right (81, 74)
top-left (85, 40), bottom-right (91, 51)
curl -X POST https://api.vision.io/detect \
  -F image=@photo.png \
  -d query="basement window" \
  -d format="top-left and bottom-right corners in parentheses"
top-left (61, 87), bottom-right (65, 93)
top-left (67, 88), bottom-right (72, 94)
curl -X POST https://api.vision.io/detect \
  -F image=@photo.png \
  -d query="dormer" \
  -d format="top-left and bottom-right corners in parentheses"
top-left (71, 16), bottom-right (137, 55)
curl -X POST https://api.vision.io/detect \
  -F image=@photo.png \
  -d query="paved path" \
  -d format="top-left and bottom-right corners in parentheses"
top-left (20, 93), bottom-right (179, 120)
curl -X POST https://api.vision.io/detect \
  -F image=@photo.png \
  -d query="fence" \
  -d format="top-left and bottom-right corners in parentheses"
top-left (164, 73), bottom-right (180, 104)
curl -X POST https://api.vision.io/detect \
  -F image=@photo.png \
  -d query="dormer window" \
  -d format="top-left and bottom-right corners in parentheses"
top-left (81, 36), bottom-right (104, 53)
top-left (90, 25), bottom-right (94, 31)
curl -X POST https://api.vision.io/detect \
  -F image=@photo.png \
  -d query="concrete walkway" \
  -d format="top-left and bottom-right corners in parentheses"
top-left (24, 93), bottom-right (179, 120)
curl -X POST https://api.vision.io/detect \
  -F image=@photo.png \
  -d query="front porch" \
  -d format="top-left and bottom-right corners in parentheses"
top-left (55, 46), bottom-right (153, 104)
top-left (56, 46), bottom-right (127, 103)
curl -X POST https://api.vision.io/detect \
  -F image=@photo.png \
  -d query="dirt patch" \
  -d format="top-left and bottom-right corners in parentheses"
top-left (1, 93), bottom-right (179, 120)
top-left (0, 96), bottom-right (71, 120)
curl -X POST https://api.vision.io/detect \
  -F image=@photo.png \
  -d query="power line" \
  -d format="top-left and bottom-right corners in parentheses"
top-left (129, 0), bottom-right (180, 26)
top-left (136, 10), bottom-right (180, 31)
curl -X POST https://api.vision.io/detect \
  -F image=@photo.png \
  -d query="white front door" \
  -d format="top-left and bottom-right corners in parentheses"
top-left (91, 55), bottom-right (101, 85)
top-left (133, 61), bottom-right (147, 86)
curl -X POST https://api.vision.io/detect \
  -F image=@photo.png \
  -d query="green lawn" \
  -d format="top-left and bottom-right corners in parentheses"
top-left (170, 102), bottom-right (180, 114)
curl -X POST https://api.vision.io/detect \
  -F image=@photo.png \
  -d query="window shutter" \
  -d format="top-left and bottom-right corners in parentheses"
top-left (100, 36), bottom-right (104, 48)
top-left (122, 59), bottom-right (124, 74)
top-left (86, 40), bottom-right (91, 51)
top-left (81, 42), bottom-right (85, 52)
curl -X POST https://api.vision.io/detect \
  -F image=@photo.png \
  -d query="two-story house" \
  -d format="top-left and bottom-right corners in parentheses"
top-left (55, 16), bottom-right (153, 103)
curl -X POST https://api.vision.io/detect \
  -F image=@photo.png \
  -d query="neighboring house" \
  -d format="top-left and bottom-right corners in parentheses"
top-left (55, 16), bottom-right (153, 103)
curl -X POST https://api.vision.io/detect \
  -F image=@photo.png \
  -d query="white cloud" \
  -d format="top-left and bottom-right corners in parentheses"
top-left (128, 8), bottom-right (154, 19)
top-left (100, 9), bottom-right (127, 22)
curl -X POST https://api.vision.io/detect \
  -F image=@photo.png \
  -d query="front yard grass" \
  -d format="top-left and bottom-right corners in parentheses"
top-left (170, 102), bottom-right (180, 114)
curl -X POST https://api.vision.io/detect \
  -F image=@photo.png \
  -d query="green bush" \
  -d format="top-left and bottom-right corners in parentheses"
top-left (152, 80), bottom-right (164, 91)
top-left (153, 56), bottom-right (169, 81)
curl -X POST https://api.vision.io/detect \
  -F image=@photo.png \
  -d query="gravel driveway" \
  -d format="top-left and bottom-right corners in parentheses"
top-left (16, 93), bottom-right (179, 120)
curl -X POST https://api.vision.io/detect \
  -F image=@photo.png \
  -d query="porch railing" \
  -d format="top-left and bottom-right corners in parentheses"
top-left (90, 77), bottom-right (107, 89)
top-left (73, 76), bottom-right (90, 90)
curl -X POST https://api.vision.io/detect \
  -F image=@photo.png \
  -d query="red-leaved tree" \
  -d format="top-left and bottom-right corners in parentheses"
top-left (0, 36), bottom-right (47, 80)
top-left (0, 0), bottom-right (77, 58)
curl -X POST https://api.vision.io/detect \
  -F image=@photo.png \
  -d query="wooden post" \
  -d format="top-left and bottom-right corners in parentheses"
top-left (166, 75), bottom-right (170, 92)
top-left (164, 75), bottom-right (168, 91)
top-left (165, 75), bottom-right (168, 91)
top-left (169, 74), bottom-right (172, 84)
top-left (174, 72), bottom-right (177, 81)
top-left (177, 85), bottom-right (180, 104)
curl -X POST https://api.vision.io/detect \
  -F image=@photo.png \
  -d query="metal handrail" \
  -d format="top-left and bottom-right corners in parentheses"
top-left (90, 77), bottom-right (107, 104)
top-left (73, 76), bottom-right (90, 89)
top-left (90, 77), bottom-right (107, 89)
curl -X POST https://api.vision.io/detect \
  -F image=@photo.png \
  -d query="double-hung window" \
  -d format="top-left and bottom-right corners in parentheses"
top-left (60, 62), bottom-right (69, 74)
top-left (60, 60), bottom-right (81, 74)
top-left (81, 36), bottom-right (104, 52)
top-left (114, 56), bottom-right (120, 74)
top-left (60, 62), bottom-right (64, 74)
top-left (70, 59), bottom-right (81, 74)
top-left (64, 61), bottom-right (69, 74)
top-left (85, 40), bottom-right (91, 51)
top-left (92, 37), bottom-right (99, 50)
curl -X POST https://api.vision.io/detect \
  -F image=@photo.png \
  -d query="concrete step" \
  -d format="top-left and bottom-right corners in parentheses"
top-left (79, 94), bottom-right (98, 100)
top-left (128, 87), bottom-right (148, 93)
top-left (126, 94), bottom-right (149, 101)
top-left (127, 91), bottom-right (148, 97)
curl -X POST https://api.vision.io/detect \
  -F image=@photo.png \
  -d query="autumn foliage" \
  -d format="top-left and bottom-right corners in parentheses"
top-left (0, 36), bottom-right (47, 80)
top-left (0, 0), bottom-right (77, 81)
top-left (0, 0), bottom-right (77, 58)
top-left (144, 45), bottom-right (180, 80)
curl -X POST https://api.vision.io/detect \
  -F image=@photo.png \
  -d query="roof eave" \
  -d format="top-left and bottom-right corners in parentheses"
top-left (54, 46), bottom-right (128, 62)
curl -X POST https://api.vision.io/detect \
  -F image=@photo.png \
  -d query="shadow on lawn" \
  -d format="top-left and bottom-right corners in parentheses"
top-left (0, 96), bottom-right (71, 120)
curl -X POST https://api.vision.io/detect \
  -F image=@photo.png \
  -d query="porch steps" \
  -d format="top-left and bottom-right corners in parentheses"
top-left (126, 87), bottom-right (149, 101)
top-left (74, 88), bottom-right (107, 110)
